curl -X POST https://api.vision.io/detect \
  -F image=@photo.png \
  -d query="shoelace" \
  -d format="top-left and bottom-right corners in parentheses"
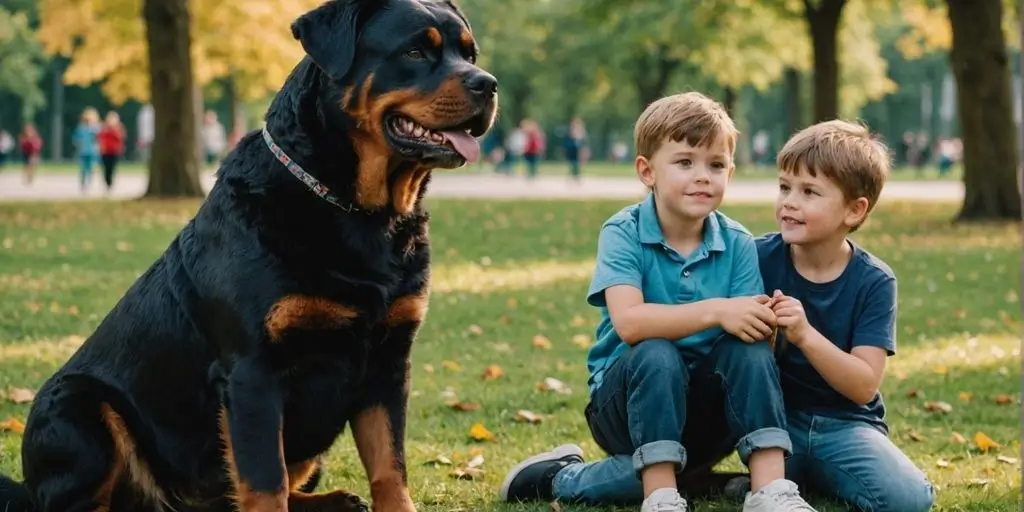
top-left (770, 488), bottom-right (816, 511)
top-left (650, 495), bottom-right (688, 512)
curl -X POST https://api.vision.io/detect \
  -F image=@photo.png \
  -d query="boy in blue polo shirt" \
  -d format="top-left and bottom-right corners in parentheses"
top-left (500, 92), bottom-right (816, 511)
top-left (747, 120), bottom-right (934, 511)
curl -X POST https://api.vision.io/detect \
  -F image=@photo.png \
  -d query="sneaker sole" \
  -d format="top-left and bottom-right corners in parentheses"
top-left (499, 444), bottom-right (584, 501)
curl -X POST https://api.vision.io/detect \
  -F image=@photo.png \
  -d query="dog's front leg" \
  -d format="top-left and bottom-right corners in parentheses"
top-left (351, 301), bottom-right (423, 512)
top-left (219, 358), bottom-right (289, 512)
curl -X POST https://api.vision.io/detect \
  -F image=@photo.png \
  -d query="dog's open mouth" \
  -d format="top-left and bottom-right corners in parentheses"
top-left (385, 114), bottom-right (483, 167)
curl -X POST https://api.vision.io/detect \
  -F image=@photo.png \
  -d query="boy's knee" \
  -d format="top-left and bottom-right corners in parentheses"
top-left (714, 335), bottom-right (776, 369)
top-left (628, 339), bottom-right (685, 374)
top-left (880, 480), bottom-right (935, 512)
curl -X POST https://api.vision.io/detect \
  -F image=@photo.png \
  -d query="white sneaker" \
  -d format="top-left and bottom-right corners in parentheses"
top-left (743, 479), bottom-right (817, 511)
top-left (641, 487), bottom-right (688, 512)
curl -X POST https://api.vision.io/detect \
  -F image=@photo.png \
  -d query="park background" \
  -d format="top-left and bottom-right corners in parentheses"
top-left (0, 0), bottom-right (1022, 510)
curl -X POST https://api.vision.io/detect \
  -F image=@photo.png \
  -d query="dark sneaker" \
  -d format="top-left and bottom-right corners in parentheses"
top-left (499, 444), bottom-right (584, 502)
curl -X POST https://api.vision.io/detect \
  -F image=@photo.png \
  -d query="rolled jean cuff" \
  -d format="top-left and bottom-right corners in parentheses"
top-left (632, 440), bottom-right (686, 475)
top-left (736, 427), bottom-right (792, 465)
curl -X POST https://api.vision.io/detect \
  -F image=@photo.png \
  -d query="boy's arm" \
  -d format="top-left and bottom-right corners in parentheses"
top-left (605, 285), bottom-right (725, 344)
top-left (773, 277), bottom-right (896, 405)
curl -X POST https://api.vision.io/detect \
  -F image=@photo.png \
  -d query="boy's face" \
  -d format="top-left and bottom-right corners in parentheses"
top-left (636, 135), bottom-right (734, 223)
top-left (776, 168), bottom-right (869, 245)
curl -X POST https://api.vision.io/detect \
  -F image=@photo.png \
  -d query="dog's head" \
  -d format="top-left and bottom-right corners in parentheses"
top-left (292, 0), bottom-right (497, 171)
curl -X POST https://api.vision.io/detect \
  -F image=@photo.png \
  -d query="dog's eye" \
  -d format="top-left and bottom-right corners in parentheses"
top-left (405, 48), bottom-right (426, 60)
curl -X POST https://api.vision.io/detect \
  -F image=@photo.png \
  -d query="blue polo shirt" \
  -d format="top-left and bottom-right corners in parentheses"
top-left (585, 193), bottom-right (765, 394)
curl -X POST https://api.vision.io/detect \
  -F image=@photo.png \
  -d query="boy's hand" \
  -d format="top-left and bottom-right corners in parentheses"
top-left (769, 289), bottom-right (812, 346)
top-left (718, 297), bottom-right (776, 343)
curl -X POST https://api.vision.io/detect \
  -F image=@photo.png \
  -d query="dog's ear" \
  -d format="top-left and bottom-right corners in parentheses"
top-left (291, 0), bottom-right (369, 80)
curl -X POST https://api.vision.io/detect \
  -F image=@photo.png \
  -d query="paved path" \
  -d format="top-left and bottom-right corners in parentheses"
top-left (0, 171), bottom-right (963, 203)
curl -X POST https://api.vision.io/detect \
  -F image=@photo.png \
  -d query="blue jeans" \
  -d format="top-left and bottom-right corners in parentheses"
top-left (553, 336), bottom-right (791, 505)
top-left (79, 153), bottom-right (97, 188)
top-left (786, 410), bottom-right (934, 512)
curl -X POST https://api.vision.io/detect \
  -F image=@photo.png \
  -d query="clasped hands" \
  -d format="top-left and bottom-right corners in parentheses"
top-left (717, 290), bottom-right (811, 346)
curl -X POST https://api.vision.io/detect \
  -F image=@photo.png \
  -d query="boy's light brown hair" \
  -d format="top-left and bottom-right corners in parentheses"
top-left (634, 92), bottom-right (738, 160)
top-left (776, 120), bottom-right (890, 231)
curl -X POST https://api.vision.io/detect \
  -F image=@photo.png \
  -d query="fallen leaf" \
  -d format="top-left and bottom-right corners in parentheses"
top-left (441, 360), bottom-right (462, 372)
top-left (0, 417), bottom-right (25, 434)
top-left (532, 334), bottom-right (552, 350)
top-left (994, 394), bottom-right (1014, 405)
top-left (907, 431), bottom-right (924, 442)
top-left (469, 423), bottom-right (494, 442)
top-left (467, 324), bottom-right (484, 336)
top-left (923, 401), bottom-right (952, 413)
top-left (950, 432), bottom-right (967, 444)
top-left (932, 365), bottom-right (947, 375)
top-left (997, 455), bottom-right (1018, 464)
top-left (115, 241), bottom-right (133, 252)
top-left (422, 364), bottom-right (435, 374)
top-left (514, 410), bottom-right (544, 424)
top-left (506, 297), bottom-right (518, 309)
top-left (968, 478), bottom-right (990, 487)
top-left (936, 459), bottom-right (950, 468)
top-left (481, 365), bottom-right (504, 380)
top-left (490, 342), bottom-right (512, 353)
top-left (67, 305), bottom-right (79, 316)
top-left (538, 377), bottom-right (572, 395)
top-left (466, 454), bottom-right (485, 468)
top-left (440, 387), bottom-right (458, 400)
top-left (570, 315), bottom-right (587, 327)
top-left (957, 392), bottom-right (973, 402)
top-left (423, 455), bottom-right (453, 466)
top-left (974, 432), bottom-right (1001, 452)
top-left (571, 334), bottom-right (592, 349)
top-left (450, 467), bottom-right (485, 480)
top-left (906, 388), bottom-right (923, 398)
top-left (7, 388), bottom-right (35, 404)
top-left (449, 401), bottom-right (480, 412)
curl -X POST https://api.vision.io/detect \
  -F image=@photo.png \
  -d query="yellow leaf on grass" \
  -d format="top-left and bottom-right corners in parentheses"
top-left (935, 459), bottom-right (950, 468)
top-left (974, 432), bottom-right (1001, 452)
top-left (950, 432), bottom-right (967, 444)
top-left (0, 417), bottom-right (25, 434)
top-left (449, 401), bottom-right (480, 412)
top-left (469, 423), bottom-right (494, 441)
top-left (532, 334), bottom-right (552, 350)
top-left (422, 364), bottom-right (435, 374)
top-left (481, 364), bottom-right (504, 380)
top-left (514, 410), bottom-right (544, 424)
top-left (467, 324), bottom-right (484, 336)
top-left (997, 455), bottom-right (1018, 464)
top-left (923, 401), bottom-right (952, 413)
top-left (957, 392), bottom-right (973, 402)
top-left (570, 315), bottom-right (587, 327)
top-left (441, 360), bottom-right (462, 372)
top-left (572, 334), bottom-right (592, 349)
top-left (7, 388), bottom-right (35, 404)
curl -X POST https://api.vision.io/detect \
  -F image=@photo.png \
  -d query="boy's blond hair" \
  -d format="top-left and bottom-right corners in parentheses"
top-left (776, 120), bottom-right (890, 231)
top-left (634, 92), bottom-right (738, 160)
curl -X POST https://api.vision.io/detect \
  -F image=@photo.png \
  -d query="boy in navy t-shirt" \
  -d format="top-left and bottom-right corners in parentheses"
top-left (749, 120), bottom-right (934, 511)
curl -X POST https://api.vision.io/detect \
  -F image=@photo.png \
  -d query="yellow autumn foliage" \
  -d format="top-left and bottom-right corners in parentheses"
top-left (897, 0), bottom-right (1020, 59)
top-left (37, 0), bottom-right (322, 105)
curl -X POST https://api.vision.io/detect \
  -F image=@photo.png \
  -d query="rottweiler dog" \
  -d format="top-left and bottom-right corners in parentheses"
top-left (0, 0), bottom-right (496, 511)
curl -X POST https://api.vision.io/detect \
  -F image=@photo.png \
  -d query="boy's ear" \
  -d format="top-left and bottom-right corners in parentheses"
top-left (844, 197), bottom-right (870, 227)
top-left (635, 156), bottom-right (655, 188)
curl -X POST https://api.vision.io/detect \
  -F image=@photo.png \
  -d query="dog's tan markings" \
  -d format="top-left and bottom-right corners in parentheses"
top-left (219, 406), bottom-right (288, 511)
top-left (286, 459), bottom-right (320, 492)
top-left (386, 291), bottom-right (428, 327)
top-left (340, 86), bottom-right (355, 110)
top-left (390, 164), bottom-right (431, 215)
top-left (398, 76), bottom-right (472, 127)
top-left (459, 29), bottom-right (474, 51)
top-left (99, 403), bottom-right (168, 509)
top-left (352, 406), bottom-right (415, 511)
top-left (425, 27), bottom-right (442, 48)
top-left (264, 295), bottom-right (359, 342)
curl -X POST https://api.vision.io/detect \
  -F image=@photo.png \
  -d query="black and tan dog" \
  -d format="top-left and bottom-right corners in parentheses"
top-left (0, 0), bottom-right (496, 511)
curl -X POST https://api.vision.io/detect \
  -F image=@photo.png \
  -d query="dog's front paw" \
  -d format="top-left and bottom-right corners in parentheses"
top-left (339, 492), bottom-right (370, 512)
top-left (288, 489), bottom-right (369, 512)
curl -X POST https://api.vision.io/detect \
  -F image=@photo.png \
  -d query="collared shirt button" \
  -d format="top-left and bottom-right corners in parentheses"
top-left (683, 271), bottom-right (691, 277)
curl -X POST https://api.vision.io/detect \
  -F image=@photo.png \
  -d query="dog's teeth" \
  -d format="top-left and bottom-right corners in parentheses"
top-left (413, 126), bottom-right (424, 137)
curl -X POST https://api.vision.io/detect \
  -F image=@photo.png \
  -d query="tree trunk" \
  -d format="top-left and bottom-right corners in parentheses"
top-left (784, 67), bottom-right (802, 135)
top-left (947, 0), bottom-right (1021, 221)
top-left (50, 60), bottom-right (64, 161)
top-left (633, 45), bottom-right (680, 111)
top-left (142, 0), bottom-right (203, 198)
top-left (803, 0), bottom-right (846, 123)
top-left (722, 86), bottom-right (737, 119)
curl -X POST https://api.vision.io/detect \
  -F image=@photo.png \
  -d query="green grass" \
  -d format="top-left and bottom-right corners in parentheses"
top-left (0, 198), bottom-right (1018, 511)
top-left (26, 160), bottom-right (961, 181)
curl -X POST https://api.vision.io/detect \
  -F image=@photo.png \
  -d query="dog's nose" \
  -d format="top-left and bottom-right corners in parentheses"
top-left (464, 72), bottom-right (497, 99)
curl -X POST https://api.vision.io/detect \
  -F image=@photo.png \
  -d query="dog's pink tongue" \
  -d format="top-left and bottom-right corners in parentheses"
top-left (440, 130), bottom-right (480, 164)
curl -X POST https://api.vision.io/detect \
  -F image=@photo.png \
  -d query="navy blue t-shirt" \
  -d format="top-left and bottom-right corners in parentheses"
top-left (756, 233), bottom-right (897, 432)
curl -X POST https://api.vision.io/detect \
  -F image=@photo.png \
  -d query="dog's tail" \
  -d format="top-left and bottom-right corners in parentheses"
top-left (0, 473), bottom-right (36, 512)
